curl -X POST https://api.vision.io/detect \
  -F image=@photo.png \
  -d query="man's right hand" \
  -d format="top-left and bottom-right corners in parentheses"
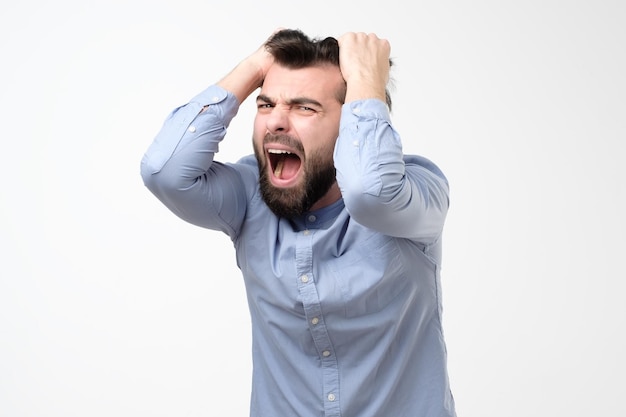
top-left (216, 30), bottom-right (280, 104)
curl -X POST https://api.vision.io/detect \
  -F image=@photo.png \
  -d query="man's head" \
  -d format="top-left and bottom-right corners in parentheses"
top-left (253, 29), bottom-right (392, 218)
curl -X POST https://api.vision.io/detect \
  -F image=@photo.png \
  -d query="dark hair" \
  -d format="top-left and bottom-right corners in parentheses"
top-left (265, 29), bottom-right (393, 110)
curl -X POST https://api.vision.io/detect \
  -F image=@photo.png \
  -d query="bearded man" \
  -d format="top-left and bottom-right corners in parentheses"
top-left (141, 28), bottom-right (456, 417)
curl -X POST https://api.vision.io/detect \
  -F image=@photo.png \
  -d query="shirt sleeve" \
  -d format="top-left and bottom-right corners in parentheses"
top-left (140, 85), bottom-right (251, 238)
top-left (334, 99), bottom-right (450, 244)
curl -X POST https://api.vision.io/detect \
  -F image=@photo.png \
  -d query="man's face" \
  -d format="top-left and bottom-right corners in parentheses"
top-left (253, 63), bottom-right (344, 218)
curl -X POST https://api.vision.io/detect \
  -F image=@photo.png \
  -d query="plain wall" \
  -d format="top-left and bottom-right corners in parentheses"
top-left (1, 1), bottom-right (624, 416)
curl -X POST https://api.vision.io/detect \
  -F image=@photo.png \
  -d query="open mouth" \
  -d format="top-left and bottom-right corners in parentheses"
top-left (266, 146), bottom-right (303, 185)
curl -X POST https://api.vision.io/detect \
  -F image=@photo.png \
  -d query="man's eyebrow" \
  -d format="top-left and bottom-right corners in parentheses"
top-left (256, 94), bottom-right (273, 103)
top-left (289, 97), bottom-right (323, 108)
top-left (256, 94), bottom-right (322, 108)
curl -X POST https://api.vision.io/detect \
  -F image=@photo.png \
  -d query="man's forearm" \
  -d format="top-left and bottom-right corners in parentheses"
top-left (335, 99), bottom-right (449, 243)
top-left (140, 85), bottom-right (244, 230)
top-left (216, 38), bottom-right (274, 104)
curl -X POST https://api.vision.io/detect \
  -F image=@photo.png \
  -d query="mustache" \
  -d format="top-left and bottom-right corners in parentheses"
top-left (263, 133), bottom-right (305, 154)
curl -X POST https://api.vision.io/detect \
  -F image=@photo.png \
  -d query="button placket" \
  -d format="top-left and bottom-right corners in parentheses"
top-left (295, 228), bottom-right (341, 415)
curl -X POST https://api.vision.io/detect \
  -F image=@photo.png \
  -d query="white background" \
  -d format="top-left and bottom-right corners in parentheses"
top-left (1, 1), bottom-right (624, 416)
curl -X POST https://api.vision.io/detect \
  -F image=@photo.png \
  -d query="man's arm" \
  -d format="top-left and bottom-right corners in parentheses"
top-left (216, 36), bottom-right (274, 104)
top-left (335, 33), bottom-right (449, 244)
top-left (139, 35), bottom-right (275, 236)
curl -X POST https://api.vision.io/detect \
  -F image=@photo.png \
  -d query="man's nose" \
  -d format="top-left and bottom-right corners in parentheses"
top-left (266, 106), bottom-right (290, 134)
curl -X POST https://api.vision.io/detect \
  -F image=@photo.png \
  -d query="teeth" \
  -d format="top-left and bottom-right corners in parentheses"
top-left (268, 149), bottom-right (292, 155)
top-left (274, 158), bottom-right (284, 178)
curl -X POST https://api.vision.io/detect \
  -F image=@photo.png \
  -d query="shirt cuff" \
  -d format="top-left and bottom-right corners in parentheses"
top-left (142, 85), bottom-right (239, 174)
top-left (341, 98), bottom-right (391, 123)
top-left (190, 85), bottom-right (240, 126)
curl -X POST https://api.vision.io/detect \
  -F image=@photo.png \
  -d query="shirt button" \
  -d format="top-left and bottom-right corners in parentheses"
top-left (300, 275), bottom-right (309, 283)
top-left (308, 215), bottom-right (316, 222)
top-left (322, 350), bottom-right (331, 357)
top-left (188, 126), bottom-right (196, 133)
top-left (311, 317), bottom-right (319, 325)
top-left (328, 393), bottom-right (336, 402)
top-left (211, 96), bottom-right (220, 102)
top-left (303, 230), bottom-right (310, 236)
top-left (352, 140), bottom-right (359, 147)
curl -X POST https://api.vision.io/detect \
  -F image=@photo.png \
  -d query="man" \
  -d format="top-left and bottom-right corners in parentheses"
top-left (141, 29), bottom-right (456, 417)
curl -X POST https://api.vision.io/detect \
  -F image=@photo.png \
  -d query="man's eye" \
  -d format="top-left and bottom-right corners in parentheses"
top-left (299, 106), bottom-right (315, 112)
top-left (258, 104), bottom-right (273, 109)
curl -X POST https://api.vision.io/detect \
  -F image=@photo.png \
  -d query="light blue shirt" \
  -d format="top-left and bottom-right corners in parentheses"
top-left (141, 85), bottom-right (456, 417)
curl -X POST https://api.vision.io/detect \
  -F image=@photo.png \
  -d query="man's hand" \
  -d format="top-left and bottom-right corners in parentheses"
top-left (217, 30), bottom-right (278, 104)
top-left (338, 32), bottom-right (391, 105)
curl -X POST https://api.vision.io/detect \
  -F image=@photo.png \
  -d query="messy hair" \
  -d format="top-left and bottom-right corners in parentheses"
top-left (265, 29), bottom-right (394, 110)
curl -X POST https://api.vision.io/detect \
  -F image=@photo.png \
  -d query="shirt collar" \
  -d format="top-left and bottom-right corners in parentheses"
top-left (289, 198), bottom-right (345, 231)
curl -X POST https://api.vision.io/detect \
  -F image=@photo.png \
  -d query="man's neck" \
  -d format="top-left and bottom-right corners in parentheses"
top-left (309, 182), bottom-right (342, 212)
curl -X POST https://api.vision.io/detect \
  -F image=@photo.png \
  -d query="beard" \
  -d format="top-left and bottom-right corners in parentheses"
top-left (254, 133), bottom-right (337, 219)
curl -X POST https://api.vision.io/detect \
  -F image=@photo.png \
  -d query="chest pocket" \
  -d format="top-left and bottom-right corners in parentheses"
top-left (325, 231), bottom-right (408, 318)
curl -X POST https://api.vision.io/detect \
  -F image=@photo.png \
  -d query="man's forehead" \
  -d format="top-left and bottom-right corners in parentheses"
top-left (262, 65), bottom-right (343, 101)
